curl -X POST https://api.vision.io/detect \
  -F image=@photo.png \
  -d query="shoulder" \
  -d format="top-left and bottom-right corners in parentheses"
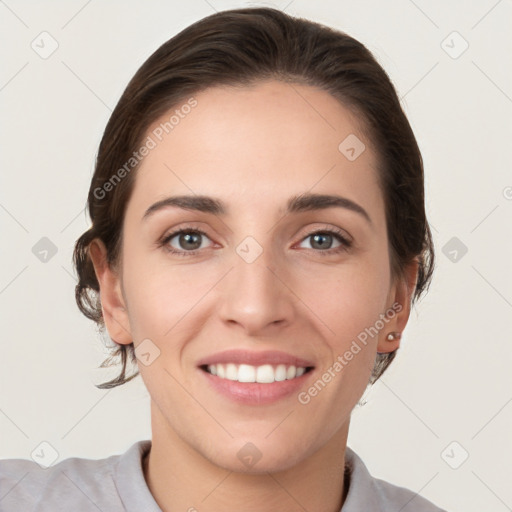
top-left (0, 440), bottom-right (151, 512)
top-left (343, 446), bottom-right (448, 512)
top-left (370, 475), bottom-right (448, 512)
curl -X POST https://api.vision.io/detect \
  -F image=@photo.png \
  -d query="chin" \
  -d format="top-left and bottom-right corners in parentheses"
top-left (205, 437), bottom-right (314, 475)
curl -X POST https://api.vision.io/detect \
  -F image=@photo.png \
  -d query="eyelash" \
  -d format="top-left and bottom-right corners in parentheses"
top-left (158, 224), bottom-right (353, 258)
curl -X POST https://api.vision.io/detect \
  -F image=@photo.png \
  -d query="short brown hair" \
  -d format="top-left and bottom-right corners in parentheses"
top-left (73, 7), bottom-right (435, 389)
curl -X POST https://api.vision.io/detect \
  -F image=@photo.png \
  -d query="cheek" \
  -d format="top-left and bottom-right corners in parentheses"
top-left (122, 250), bottom-right (216, 340)
top-left (297, 254), bottom-right (391, 346)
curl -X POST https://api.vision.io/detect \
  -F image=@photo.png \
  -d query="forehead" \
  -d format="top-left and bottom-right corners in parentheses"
top-left (128, 80), bottom-right (383, 219)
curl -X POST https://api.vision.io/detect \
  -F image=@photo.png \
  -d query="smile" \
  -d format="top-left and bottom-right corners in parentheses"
top-left (203, 363), bottom-right (312, 383)
top-left (197, 349), bottom-right (316, 404)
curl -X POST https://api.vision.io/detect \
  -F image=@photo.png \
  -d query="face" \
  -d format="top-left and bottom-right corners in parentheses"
top-left (91, 80), bottom-right (415, 473)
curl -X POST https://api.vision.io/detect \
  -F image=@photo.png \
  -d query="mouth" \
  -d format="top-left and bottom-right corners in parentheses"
top-left (200, 363), bottom-right (314, 383)
top-left (197, 350), bottom-right (315, 405)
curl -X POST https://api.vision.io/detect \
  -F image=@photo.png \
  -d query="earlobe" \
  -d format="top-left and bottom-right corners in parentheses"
top-left (88, 239), bottom-right (132, 345)
top-left (377, 259), bottom-right (419, 354)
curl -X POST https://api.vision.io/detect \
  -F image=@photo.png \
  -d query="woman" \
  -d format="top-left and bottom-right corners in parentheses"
top-left (0, 7), bottom-right (445, 511)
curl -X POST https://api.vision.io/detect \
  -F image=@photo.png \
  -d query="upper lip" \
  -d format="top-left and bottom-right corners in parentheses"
top-left (197, 350), bottom-right (315, 368)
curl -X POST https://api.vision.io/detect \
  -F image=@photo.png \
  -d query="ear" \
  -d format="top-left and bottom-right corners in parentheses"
top-left (376, 258), bottom-right (419, 354)
top-left (88, 238), bottom-right (132, 345)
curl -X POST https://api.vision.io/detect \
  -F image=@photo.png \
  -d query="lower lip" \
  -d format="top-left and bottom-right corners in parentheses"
top-left (199, 368), bottom-right (313, 405)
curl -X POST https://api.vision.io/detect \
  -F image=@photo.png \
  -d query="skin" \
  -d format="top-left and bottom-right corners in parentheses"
top-left (90, 80), bottom-right (418, 512)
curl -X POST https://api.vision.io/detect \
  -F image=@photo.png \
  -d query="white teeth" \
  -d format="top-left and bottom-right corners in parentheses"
top-left (226, 363), bottom-right (238, 381)
top-left (217, 364), bottom-right (226, 379)
top-left (256, 364), bottom-right (274, 383)
top-left (205, 363), bottom-right (309, 383)
top-left (286, 365), bottom-right (296, 379)
top-left (238, 364), bottom-right (256, 383)
top-left (275, 364), bottom-right (287, 381)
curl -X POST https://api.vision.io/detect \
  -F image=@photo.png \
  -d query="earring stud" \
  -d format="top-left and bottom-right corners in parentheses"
top-left (386, 332), bottom-right (401, 341)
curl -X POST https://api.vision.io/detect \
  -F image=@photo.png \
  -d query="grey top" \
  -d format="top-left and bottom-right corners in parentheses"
top-left (0, 440), bottom-right (447, 511)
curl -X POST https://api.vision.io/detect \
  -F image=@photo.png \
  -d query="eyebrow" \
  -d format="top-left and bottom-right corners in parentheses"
top-left (142, 193), bottom-right (372, 225)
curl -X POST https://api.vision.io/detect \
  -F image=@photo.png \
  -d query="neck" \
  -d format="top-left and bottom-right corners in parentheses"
top-left (143, 402), bottom-right (350, 512)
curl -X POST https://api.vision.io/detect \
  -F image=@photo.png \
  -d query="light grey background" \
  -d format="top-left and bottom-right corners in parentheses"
top-left (1, 1), bottom-right (511, 511)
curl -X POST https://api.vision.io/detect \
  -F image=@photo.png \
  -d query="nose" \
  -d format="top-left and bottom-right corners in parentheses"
top-left (217, 247), bottom-right (296, 336)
